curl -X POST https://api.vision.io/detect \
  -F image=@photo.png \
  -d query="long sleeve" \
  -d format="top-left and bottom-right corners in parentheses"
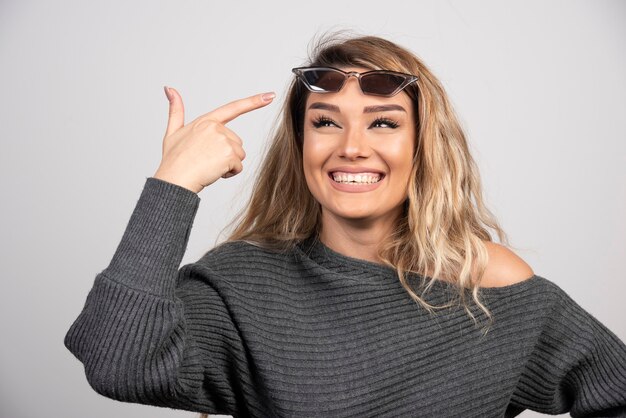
top-left (509, 283), bottom-right (626, 417)
top-left (63, 177), bottom-right (247, 415)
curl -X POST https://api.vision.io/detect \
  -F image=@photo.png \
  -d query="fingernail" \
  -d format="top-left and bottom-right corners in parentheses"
top-left (164, 86), bottom-right (172, 101)
top-left (261, 92), bottom-right (276, 102)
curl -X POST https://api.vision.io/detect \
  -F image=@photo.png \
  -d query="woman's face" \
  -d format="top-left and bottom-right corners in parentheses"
top-left (302, 67), bottom-right (416, 229)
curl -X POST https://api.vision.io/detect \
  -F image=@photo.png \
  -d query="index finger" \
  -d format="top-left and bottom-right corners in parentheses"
top-left (201, 92), bottom-right (276, 124)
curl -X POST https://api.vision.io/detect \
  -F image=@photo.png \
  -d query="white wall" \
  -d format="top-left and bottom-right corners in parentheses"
top-left (1, 0), bottom-right (624, 417)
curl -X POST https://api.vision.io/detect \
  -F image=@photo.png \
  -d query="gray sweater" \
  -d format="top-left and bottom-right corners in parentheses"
top-left (64, 177), bottom-right (626, 417)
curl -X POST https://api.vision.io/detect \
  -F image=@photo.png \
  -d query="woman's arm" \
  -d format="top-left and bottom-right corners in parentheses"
top-left (64, 178), bottom-right (244, 414)
top-left (65, 86), bottom-right (276, 415)
top-left (509, 282), bottom-right (626, 417)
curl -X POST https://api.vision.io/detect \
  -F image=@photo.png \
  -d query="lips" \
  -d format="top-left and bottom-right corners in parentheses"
top-left (328, 166), bottom-right (385, 175)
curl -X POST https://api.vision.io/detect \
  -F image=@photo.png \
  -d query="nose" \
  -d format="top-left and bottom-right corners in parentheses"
top-left (337, 125), bottom-right (371, 160)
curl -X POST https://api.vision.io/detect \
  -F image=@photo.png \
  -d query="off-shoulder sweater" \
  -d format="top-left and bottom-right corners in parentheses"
top-left (64, 177), bottom-right (626, 417)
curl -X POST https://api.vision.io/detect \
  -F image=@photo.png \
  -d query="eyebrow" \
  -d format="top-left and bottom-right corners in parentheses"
top-left (307, 102), bottom-right (407, 113)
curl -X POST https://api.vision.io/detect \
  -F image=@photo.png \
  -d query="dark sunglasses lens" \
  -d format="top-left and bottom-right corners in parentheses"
top-left (361, 73), bottom-right (407, 96)
top-left (302, 69), bottom-right (345, 92)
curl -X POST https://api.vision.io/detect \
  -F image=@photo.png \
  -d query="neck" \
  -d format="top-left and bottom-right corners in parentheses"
top-left (318, 211), bottom-right (400, 264)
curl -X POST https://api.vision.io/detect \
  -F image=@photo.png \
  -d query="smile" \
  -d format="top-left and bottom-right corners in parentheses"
top-left (330, 172), bottom-right (383, 184)
top-left (327, 171), bottom-right (386, 193)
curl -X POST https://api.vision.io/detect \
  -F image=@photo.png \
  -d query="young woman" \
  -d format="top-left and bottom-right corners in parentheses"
top-left (65, 34), bottom-right (626, 417)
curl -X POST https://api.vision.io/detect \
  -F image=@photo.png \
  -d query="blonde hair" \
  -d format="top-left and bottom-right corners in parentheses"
top-left (220, 32), bottom-right (508, 336)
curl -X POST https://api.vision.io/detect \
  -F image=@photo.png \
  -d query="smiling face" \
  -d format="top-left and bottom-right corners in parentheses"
top-left (302, 67), bottom-right (417, 233)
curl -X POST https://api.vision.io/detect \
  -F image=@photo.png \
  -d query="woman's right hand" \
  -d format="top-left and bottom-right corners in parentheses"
top-left (153, 86), bottom-right (276, 194)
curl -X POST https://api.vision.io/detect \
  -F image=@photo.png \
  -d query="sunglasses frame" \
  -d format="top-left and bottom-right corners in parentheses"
top-left (292, 66), bottom-right (418, 97)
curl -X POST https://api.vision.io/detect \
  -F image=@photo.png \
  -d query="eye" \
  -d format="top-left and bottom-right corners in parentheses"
top-left (370, 117), bottom-right (399, 129)
top-left (311, 115), bottom-right (341, 129)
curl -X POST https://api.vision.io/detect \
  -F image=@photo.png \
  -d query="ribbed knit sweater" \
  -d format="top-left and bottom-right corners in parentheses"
top-left (64, 177), bottom-right (626, 417)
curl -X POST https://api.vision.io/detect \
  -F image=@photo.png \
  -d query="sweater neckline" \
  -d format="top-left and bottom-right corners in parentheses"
top-left (295, 235), bottom-right (539, 295)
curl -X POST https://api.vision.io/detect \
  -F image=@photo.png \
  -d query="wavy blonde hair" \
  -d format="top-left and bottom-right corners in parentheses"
top-left (219, 32), bottom-right (509, 339)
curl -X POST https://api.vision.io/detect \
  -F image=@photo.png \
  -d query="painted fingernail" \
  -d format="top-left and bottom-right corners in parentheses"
top-left (261, 92), bottom-right (276, 102)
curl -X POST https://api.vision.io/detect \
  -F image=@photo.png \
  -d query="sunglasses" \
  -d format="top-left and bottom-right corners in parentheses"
top-left (292, 66), bottom-right (418, 97)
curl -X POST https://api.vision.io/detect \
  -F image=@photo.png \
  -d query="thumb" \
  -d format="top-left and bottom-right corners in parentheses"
top-left (163, 86), bottom-right (185, 137)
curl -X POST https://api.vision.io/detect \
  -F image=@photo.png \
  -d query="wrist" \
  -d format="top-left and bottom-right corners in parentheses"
top-left (152, 171), bottom-right (201, 194)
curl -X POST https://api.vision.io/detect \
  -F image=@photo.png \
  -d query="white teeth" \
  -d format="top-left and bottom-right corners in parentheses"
top-left (331, 173), bottom-right (382, 184)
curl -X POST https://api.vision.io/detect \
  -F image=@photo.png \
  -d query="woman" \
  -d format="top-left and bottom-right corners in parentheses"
top-left (64, 34), bottom-right (626, 417)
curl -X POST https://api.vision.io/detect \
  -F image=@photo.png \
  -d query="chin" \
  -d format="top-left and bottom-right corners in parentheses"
top-left (329, 201), bottom-right (373, 214)
top-left (337, 212), bottom-right (377, 221)
top-left (325, 206), bottom-right (385, 222)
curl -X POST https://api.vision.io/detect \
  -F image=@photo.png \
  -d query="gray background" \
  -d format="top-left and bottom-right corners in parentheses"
top-left (1, 0), bottom-right (624, 417)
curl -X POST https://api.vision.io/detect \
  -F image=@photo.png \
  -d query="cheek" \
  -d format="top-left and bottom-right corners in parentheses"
top-left (301, 138), bottom-right (314, 173)
top-left (379, 135), bottom-right (415, 169)
top-left (385, 140), bottom-right (411, 155)
top-left (302, 134), bottom-right (331, 170)
top-left (301, 138), bottom-right (323, 193)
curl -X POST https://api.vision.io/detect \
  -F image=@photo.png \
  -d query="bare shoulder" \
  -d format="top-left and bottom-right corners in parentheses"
top-left (480, 241), bottom-right (535, 288)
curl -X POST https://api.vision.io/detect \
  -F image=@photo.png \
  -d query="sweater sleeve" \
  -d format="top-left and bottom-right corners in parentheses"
top-left (509, 282), bottom-right (626, 417)
top-left (63, 177), bottom-right (246, 415)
